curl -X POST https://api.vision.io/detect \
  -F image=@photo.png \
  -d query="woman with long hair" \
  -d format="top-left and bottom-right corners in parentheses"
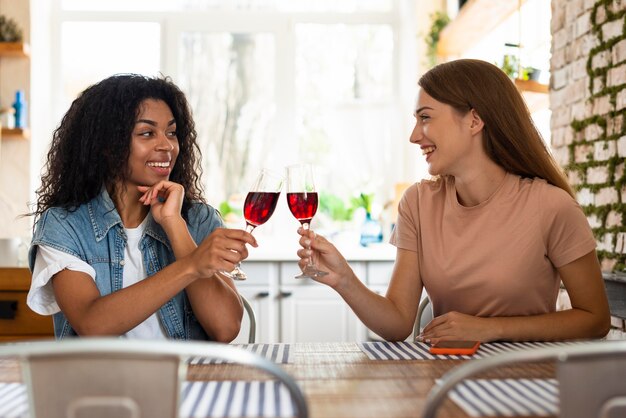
top-left (27, 74), bottom-right (255, 341)
top-left (296, 59), bottom-right (610, 342)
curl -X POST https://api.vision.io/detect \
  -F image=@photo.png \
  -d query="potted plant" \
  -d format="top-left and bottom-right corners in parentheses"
top-left (425, 11), bottom-right (450, 68)
top-left (0, 15), bottom-right (22, 42)
top-left (500, 54), bottom-right (519, 79)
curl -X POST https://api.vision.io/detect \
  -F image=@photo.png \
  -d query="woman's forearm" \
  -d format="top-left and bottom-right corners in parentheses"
top-left (333, 270), bottom-right (418, 341)
top-left (57, 260), bottom-right (199, 336)
top-left (488, 308), bottom-right (611, 342)
top-left (163, 218), bottom-right (244, 341)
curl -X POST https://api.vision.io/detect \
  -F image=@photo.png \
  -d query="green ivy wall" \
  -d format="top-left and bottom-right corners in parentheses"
top-left (551, 0), bottom-right (626, 272)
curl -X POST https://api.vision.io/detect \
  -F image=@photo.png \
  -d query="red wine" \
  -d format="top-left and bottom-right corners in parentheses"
top-left (287, 192), bottom-right (318, 225)
top-left (244, 192), bottom-right (280, 227)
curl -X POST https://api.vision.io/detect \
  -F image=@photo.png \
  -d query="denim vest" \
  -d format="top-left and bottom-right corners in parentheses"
top-left (28, 189), bottom-right (223, 340)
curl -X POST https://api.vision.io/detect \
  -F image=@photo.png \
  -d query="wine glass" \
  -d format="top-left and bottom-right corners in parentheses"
top-left (222, 169), bottom-right (283, 281)
top-left (286, 163), bottom-right (328, 279)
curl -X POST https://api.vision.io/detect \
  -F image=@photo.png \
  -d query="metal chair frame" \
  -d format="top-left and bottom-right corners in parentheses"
top-left (412, 295), bottom-right (431, 340)
top-left (0, 338), bottom-right (307, 418)
top-left (422, 339), bottom-right (626, 418)
top-left (240, 294), bottom-right (257, 343)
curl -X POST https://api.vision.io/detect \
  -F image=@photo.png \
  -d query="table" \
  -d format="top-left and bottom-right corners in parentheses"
top-left (0, 341), bottom-right (556, 418)
top-left (189, 342), bottom-right (555, 418)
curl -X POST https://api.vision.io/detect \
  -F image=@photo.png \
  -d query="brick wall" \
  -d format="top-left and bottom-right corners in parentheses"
top-left (551, 0), bottom-right (626, 273)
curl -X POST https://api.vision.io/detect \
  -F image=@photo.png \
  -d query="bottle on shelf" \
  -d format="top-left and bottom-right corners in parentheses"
top-left (360, 212), bottom-right (383, 247)
top-left (12, 89), bottom-right (27, 129)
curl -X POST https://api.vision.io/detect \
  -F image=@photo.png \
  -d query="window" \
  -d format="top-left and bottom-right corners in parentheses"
top-left (59, 22), bottom-right (160, 113)
top-left (49, 0), bottom-right (417, 236)
top-left (178, 32), bottom-right (276, 201)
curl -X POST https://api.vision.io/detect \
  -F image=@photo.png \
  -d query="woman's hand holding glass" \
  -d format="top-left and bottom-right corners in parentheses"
top-left (221, 169), bottom-right (284, 281)
top-left (286, 163), bottom-right (329, 279)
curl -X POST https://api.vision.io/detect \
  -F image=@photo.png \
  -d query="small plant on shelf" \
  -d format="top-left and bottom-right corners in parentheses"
top-left (500, 54), bottom-right (519, 79)
top-left (425, 11), bottom-right (450, 68)
top-left (0, 15), bottom-right (22, 42)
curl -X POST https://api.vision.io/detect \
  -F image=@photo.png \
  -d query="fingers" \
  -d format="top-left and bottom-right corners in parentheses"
top-left (216, 227), bottom-right (258, 248)
top-left (192, 230), bottom-right (254, 276)
top-left (297, 226), bottom-right (315, 238)
top-left (417, 312), bottom-right (472, 343)
top-left (297, 227), bottom-right (327, 249)
top-left (138, 181), bottom-right (184, 205)
top-left (204, 229), bottom-right (254, 255)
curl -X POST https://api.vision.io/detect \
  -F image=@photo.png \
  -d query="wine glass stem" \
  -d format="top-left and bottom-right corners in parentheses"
top-left (302, 222), bottom-right (315, 268)
top-left (235, 224), bottom-right (255, 268)
top-left (228, 224), bottom-right (255, 277)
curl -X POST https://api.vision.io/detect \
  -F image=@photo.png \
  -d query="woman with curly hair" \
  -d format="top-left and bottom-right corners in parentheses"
top-left (296, 59), bottom-right (610, 343)
top-left (26, 74), bottom-right (255, 341)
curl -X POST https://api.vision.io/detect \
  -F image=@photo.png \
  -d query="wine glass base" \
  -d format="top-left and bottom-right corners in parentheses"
top-left (220, 268), bottom-right (248, 281)
top-left (295, 267), bottom-right (329, 279)
top-left (231, 273), bottom-right (248, 281)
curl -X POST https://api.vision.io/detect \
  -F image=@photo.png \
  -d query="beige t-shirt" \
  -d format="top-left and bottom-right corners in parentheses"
top-left (389, 173), bottom-right (596, 318)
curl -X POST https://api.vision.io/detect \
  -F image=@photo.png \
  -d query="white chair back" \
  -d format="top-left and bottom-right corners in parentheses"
top-left (422, 340), bottom-right (626, 418)
top-left (0, 338), bottom-right (307, 418)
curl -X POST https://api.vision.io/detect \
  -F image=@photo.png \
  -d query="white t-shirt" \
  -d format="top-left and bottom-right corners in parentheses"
top-left (28, 217), bottom-right (167, 339)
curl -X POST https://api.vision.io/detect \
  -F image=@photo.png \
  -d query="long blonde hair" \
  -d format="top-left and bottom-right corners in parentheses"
top-left (418, 59), bottom-right (574, 198)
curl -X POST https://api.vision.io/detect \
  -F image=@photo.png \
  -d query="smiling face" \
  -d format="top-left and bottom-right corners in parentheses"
top-left (410, 89), bottom-right (478, 177)
top-left (125, 99), bottom-right (179, 189)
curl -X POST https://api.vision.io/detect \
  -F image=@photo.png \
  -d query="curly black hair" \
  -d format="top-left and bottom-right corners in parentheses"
top-left (30, 73), bottom-right (206, 222)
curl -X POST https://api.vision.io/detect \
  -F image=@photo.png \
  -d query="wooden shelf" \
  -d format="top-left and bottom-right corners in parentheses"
top-left (0, 43), bottom-right (30, 141)
top-left (515, 79), bottom-right (549, 112)
top-left (437, 0), bottom-right (527, 56)
top-left (0, 42), bottom-right (29, 58)
top-left (515, 78), bottom-right (548, 94)
top-left (1, 127), bottom-right (29, 139)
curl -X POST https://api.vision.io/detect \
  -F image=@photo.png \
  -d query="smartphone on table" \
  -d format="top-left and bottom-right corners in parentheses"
top-left (429, 340), bottom-right (480, 355)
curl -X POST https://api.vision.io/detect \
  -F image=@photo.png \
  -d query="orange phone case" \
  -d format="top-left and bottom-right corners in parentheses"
top-left (428, 340), bottom-right (480, 355)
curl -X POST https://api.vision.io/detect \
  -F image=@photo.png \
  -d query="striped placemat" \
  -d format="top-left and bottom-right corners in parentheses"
top-left (189, 343), bottom-right (292, 364)
top-left (0, 380), bottom-right (296, 418)
top-left (448, 378), bottom-right (559, 416)
top-left (0, 383), bottom-right (25, 418)
top-left (181, 380), bottom-right (295, 417)
top-left (358, 341), bottom-right (577, 360)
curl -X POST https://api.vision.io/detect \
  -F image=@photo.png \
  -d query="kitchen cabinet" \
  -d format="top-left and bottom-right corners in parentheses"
top-left (0, 267), bottom-right (54, 341)
top-left (232, 257), bottom-right (395, 344)
top-left (234, 262), bottom-right (280, 343)
top-left (279, 262), bottom-right (367, 343)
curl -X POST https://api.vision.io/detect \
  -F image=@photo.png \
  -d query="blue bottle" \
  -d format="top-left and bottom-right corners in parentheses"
top-left (360, 212), bottom-right (383, 247)
top-left (13, 90), bottom-right (27, 129)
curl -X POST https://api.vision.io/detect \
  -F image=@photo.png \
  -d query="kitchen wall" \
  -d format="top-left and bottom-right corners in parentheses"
top-left (550, 0), bottom-right (626, 273)
top-left (0, 0), bottom-right (31, 239)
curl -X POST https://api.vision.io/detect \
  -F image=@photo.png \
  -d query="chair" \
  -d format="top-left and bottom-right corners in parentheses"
top-left (241, 294), bottom-right (257, 343)
top-left (422, 339), bottom-right (626, 418)
top-left (412, 295), bottom-right (432, 340)
top-left (0, 338), bottom-right (307, 418)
